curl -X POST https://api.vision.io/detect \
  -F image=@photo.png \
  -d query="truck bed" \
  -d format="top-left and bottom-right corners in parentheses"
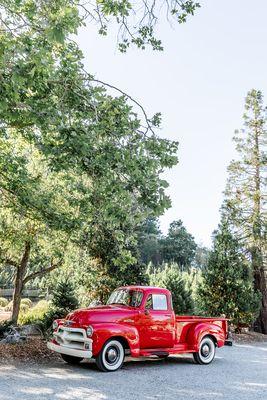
top-left (175, 315), bottom-right (228, 346)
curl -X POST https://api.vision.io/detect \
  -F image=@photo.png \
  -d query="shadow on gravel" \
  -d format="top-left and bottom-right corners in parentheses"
top-left (1, 345), bottom-right (267, 400)
top-left (75, 354), bottom-right (196, 373)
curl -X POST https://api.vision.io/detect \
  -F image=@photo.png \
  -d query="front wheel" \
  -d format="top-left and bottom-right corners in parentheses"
top-left (96, 339), bottom-right (125, 372)
top-left (193, 337), bottom-right (216, 365)
top-left (61, 354), bottom-right (83, 365)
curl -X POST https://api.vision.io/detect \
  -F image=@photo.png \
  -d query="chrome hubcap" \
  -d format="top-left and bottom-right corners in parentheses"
top-left (201, 344), bottom-right (210, 357)
top-left (106, 347), bottom-right (119, 364)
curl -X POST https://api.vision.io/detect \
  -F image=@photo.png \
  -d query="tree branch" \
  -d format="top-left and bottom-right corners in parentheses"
top-left (23, 259), bottom-right (63, 285)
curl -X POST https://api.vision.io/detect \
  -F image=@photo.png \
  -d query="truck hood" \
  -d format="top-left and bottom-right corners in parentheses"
top-left (65, 304), bottom-right (136, 325)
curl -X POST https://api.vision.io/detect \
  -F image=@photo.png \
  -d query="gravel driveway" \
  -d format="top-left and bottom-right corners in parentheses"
top-left (0, 343), bottom-right (266, 400)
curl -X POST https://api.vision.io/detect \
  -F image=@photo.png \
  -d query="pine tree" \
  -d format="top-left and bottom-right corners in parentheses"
top-left (148, 265), bottom-right (194, 314)
top-left (51, 280), bottom-right (79, 313)
top-left (223, 89), bottom-right (267, 332)
top-left (198, 222), bottom-right (260, 327)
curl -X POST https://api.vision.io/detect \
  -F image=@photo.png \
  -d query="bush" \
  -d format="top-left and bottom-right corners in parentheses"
top-left (4, 301), bottom-right (13, 312)
top-left (0, 298), bottom-right (8, 308)
top-left (19, 299), bottom-right (33, 314)
top-left (18, 300), bottom-right (50, 326)
top-left (4, 298), bottom-right (33, 313)
top-left (18, 280), bottom-right (79, 336)
top-left (21, 298), bottom-right (32, 308)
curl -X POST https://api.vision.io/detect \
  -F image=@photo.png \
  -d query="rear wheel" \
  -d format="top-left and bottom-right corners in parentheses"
top-left (61, 354), bottom-right (83, 365)
top-left (96, 339), bottom-right (125, 372)
top-left (193, 337), bottom-right (216, 365)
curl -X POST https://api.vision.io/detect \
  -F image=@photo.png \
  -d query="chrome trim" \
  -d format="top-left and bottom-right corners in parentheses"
top-left (47, 341), bottom-right (92, 359)
top-left (53, 326), bottom-right (93, 351)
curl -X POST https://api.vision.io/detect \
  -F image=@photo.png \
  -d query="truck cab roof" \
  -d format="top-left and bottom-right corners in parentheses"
top-left (117, 285), bottom-right (171, 296)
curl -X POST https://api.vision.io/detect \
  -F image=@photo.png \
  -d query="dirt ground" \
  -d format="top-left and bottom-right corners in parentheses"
top-left (0, 312), bottom-right (11, 323)
top-left (0, 338), bottom-right (60, 363)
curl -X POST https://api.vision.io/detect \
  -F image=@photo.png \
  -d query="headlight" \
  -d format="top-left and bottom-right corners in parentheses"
top-left (86, 325), bottom-right (94, 337)
top-left (52, 320), bottom-right (58, 331)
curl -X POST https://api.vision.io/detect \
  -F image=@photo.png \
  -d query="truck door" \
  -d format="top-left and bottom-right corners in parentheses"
top-left (138, 293), bottom-right (175, 349)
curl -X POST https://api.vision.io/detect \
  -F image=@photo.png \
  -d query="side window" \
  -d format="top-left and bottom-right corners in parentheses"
top-left (145, 294), bottom-right (153, 309)
top-left (152, 294), bottom-right (168, 310)
top-left (145, 294), bottom-right (168, 310)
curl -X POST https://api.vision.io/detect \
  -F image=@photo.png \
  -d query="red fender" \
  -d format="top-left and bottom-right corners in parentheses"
top-left (186, 322), bottom-right (226, 351)
top-left (91, 323), bottom-right (140, 357)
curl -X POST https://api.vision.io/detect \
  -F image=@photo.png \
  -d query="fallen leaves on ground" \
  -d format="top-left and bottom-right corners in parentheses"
top-left (0, 337), bottom-right (61, 363)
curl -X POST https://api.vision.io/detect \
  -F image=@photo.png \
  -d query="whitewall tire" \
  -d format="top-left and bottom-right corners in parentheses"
top-left (96, 339), bottom-right (125, 372)
top-left (193, 337), bottom-right (216, 365)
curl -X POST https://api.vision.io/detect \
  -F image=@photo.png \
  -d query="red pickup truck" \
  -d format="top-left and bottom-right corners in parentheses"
top-left (47, 286), bottom-right (232, 372)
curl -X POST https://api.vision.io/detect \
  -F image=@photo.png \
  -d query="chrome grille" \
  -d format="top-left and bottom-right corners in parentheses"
top-left (54, 326), bottom-right (92, 351)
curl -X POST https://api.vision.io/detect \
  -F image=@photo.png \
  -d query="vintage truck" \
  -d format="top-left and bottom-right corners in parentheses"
top-left (47, 286), bottom-right (232, 372)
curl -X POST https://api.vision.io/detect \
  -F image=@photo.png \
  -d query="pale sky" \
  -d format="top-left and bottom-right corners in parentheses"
top-left (77, 0), bottom-right (267, 247)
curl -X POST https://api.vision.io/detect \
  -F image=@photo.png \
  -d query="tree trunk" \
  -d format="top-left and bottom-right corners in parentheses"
top-left (252, 127), bottom-right (267, 333)
top-left (11, 241), bottom-right (31, 324)
top-left (252, 248), bottom-right (267, 333)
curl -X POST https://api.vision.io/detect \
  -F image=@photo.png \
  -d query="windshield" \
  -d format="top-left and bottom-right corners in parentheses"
top-left (107, 289), bottom-right (143, 307)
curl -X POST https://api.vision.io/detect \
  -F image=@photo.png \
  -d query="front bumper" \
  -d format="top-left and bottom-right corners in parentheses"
top-left (47, 326), bottom-right (93, 359)
top-left (47, 341), bottom-right (93, 358)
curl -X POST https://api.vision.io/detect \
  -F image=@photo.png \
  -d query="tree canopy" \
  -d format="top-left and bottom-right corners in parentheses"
top-left (0, 0), bottom-right (201, 322)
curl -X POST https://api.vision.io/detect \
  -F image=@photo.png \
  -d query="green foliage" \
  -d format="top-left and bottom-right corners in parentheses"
top-left (0, 1), bottom-right (180, 320)
top-left (19, 298), bottom-right (32, 313)
top-left (20, 298), bottom-right (32, 308)
top-left (4, 301), bottom-right (13, 312)
top-left (137, 217), bottom-right (162, 266)
top-left (137, 218), bottom-right (198, 270)
top-left (78, 0), bottom-right (200, 52)
top-left (34, 281), bottom-right (79, 334)
top-left (18, 300), bottom-right (50, 326)
top-left (51, 280), bottom-right (79, 312)
top-left (193, 246), bottom-right (210, 269)
top-left (0, 298), bottom-right (8, 308)
top-left (223, 89), bottom-right (267, 332)
top-left (197, 222), bottom-right (261, 326)
top-left (148, 265), bottom-right (194, 314)
top-left (160, 220), bottom-right (197, 269)
top-left (18, 298), bottom-right (68, 335)
top-left (74, 257), bottom-right (148, 305)
top-left (0, 0), bottom-right (200, 322)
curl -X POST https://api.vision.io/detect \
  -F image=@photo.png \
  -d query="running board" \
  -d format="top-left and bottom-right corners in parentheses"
top-left (139, 344), bottom-right (192, 357)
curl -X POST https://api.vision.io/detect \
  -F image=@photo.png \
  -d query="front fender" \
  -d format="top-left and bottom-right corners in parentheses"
top-left (186, 322), bottom-right (226, 351)
top-left (91, 323), bottom-right (140, 357)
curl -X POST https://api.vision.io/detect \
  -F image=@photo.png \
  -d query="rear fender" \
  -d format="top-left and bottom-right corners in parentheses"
top-left (91, 323), bottom-right (140, 357)
top-left (186, 322), bottom-right (226, 351)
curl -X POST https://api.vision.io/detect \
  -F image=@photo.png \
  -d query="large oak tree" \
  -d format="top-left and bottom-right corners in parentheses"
top-left (0, 0), bottom-right (199, 322)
